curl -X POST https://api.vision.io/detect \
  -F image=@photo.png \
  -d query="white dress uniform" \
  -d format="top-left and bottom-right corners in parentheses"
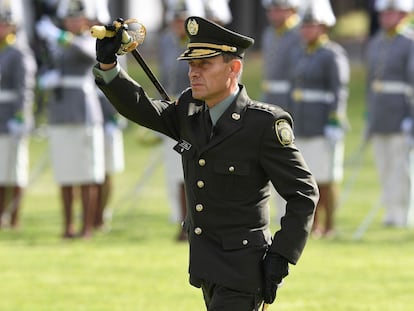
top-left (290, 0), bottom-right (349, 184)
top-left (260, 0), bottom-right (304, 226)
top-left (0, 4), bottom-right (37, 187)
top-left (366, 0), bottom-right (414, 227)
top-left (38, 0), bottom-right (106, 185)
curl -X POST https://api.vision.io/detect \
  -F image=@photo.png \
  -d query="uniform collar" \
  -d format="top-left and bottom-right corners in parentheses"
top-left (385, 21), bottom-right (407, 38)
top-left (208, 87), bottom-right (240, 125)
top-left (0, 33), bottom-right (15, 50)
top-left (276, 14), bottom-right (299, 35)
top-left (306, 34), bottom-right (329, 53)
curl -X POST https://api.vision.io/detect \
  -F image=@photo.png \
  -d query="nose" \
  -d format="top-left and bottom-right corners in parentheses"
top-left (189, 66), bottom-right (198, 77)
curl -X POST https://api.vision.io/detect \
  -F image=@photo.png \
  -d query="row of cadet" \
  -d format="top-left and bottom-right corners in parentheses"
top-left (2, 0), bottom-right (414, 240)
top-left (161, 0), bottom-right (414, 242)
top-left (0, 0), bottom-right (125, 239)
top-left (0, 0), bottom-right (234, 240)
top-left (260, 0), bottom-right (414, 237)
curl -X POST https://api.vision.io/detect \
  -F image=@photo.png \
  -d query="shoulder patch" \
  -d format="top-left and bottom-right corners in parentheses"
top-left (275, 119), bottom-right (294, 146)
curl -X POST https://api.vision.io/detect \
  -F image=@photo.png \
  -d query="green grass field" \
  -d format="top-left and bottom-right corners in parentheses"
top-left (1, 53), bottom-right (414, 311)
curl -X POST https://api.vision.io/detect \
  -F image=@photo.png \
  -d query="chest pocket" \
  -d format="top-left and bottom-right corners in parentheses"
top-left (212, 160), bottom-right (252, 201)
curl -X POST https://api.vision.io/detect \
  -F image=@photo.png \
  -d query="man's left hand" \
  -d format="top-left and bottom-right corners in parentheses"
top-left (263, 252), bottom-right (289, 304)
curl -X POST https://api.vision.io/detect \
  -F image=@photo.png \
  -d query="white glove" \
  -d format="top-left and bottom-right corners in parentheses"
top-left (7, 119), bottom-right (26, 137)
top-left (401, 118), bottom-right (414, 147)
top-left (324, 125), bottom-right (344, 145)
top-left (104, 122), bottom-right (119, 135)
top-left (36, 16), bottom-right (72, 45)
top-left (38, 69), bottom-right (61, 90)
top-left (401, 117), bottom-right (413, 135)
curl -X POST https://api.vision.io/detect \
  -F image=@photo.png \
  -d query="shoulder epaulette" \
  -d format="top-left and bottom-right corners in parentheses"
top-left (248, 101), bottom-right (283, 116)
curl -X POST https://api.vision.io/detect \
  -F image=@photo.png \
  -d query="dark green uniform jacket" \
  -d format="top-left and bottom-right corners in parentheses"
top-left (97, 68), bottom-right (318, 295)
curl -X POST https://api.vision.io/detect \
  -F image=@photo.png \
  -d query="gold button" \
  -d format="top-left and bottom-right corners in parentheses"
top-left (197, 180), bottom-right (205, 188)
top-left (198, 159), bottom-right (206, 166)
top-left (228, 166), bottom-right (235, 172)
top-left (194, 227), bottom-right (202, 235)
top-left (242, 239), bottom-right (249, 246)
top-left (195, 204), bottom-right (204, 212)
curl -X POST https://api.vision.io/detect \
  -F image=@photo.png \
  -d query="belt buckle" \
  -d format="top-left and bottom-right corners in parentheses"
top-left (292, 88), bottom-right (303, 101)
top-left (372, 80), bottom-right (383, 92)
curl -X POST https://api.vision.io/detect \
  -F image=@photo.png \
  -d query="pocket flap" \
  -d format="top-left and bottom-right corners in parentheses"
top-left (222, 230), bottom-right (268, 250)
top-left (214, 160), bottom-right (250, 176)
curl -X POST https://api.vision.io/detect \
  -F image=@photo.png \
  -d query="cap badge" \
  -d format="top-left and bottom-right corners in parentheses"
top-left (187, 19), bottom-right (199, 36)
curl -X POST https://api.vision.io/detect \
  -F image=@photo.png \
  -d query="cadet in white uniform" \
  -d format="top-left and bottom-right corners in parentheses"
top-left (36, 0), bottom-right (105, 238)
top-left (290, 0), bottom-right (349, 238)
top-left (366, 0), bottom-right (414, 227)
top-left (261, 0), bottom-right (303, 227)
top-left (0, 1), bottom-right (37, 228)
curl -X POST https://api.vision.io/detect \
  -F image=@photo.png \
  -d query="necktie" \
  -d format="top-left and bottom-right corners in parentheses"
top-left (203, 109), bottom-right (213, 143)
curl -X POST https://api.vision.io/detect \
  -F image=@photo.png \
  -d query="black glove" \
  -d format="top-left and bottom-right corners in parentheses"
top-left (96, 25), bottom-right (124, 64)
top-left (263, 252), bottom-right (289, 304)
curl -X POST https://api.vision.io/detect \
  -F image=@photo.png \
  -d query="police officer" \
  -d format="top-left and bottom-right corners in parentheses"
top-left (289, 0), bottom-right (350, 238)
top-left (37, 0), bottom-right (105, 238)
top-left (366, 0), bottom-right (414, 227)
top-left (94, 16), bottom-right (318, 310)
top-left (0, 0), bottom-right (37, 228)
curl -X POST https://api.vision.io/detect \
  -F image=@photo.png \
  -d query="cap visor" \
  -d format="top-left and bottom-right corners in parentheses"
top-left (177, 49), bottom-right (222, 60)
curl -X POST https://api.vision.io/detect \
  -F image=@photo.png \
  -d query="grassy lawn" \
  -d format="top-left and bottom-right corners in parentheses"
top-left (1, 52), bottom-right (414, 311)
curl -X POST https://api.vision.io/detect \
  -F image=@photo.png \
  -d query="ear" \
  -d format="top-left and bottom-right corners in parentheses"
top-left (230, 59), bottom-right (242, 77)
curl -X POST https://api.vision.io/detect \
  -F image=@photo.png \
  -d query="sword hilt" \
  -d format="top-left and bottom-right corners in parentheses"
top-left (90, 18), bottom-right (146, 54)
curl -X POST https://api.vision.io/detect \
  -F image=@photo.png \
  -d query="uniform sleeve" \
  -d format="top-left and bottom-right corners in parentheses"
top-left (12, 47), bottom-right (37, 126)
top-left (405, 40), bottom-right (414, 137)
top-left (259, 115), bottom-right (318, 264)
top-left (328, 47), bottom-right (350, 126)
top-left (98, 67), bottom-right (180, 139)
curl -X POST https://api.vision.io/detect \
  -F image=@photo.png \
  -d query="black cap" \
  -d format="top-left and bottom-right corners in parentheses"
top-left (177, 16), bottom-right (254, 60)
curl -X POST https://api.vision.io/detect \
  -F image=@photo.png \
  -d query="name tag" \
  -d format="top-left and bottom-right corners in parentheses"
top-left (173, 140), bottom-right (192, 154)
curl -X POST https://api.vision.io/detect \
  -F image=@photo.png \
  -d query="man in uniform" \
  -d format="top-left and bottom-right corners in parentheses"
top-left (93, 16), bottom-right (318, 310)
top-left (0, 0), bottom-right (37, 228)
top-left (366, 0), bottom-right (414, 227)
top-left (289, 0), bottom-right (349, 238)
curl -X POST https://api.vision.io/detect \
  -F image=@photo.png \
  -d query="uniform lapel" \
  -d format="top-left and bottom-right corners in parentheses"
top-left (187, 101), bottom-right (206, 149)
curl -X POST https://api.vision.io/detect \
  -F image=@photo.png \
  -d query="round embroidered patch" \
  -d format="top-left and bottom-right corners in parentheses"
top-left (275, 119), bottom-right (293, 146)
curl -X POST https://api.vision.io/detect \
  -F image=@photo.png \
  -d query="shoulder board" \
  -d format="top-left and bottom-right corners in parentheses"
top-left (247, 101), bottom-right (284, 116)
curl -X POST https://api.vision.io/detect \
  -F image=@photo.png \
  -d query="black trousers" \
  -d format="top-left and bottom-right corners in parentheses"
top-left (201, 280), bottom-right (263, 311)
